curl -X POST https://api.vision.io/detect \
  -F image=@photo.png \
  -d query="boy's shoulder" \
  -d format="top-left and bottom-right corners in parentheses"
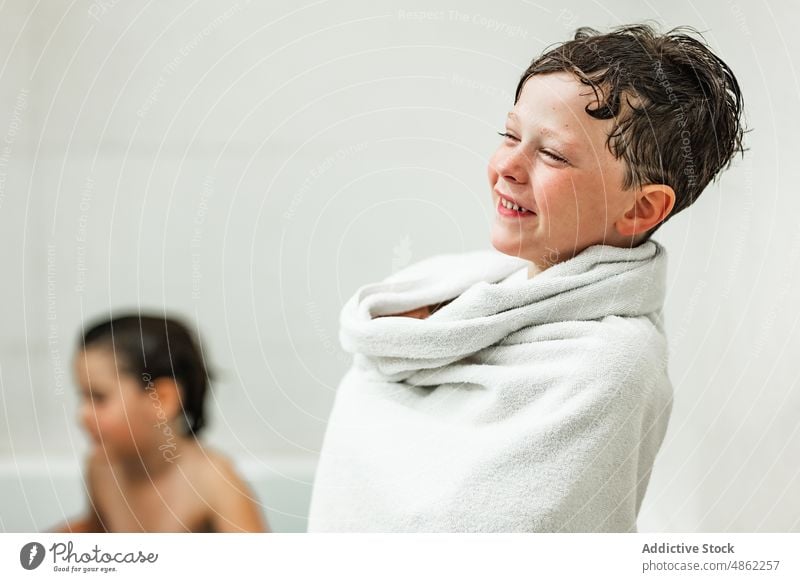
top-left (583, 315), bottom-right (671, 401)
top-left (181, 444), bottom-right (266, 532)
top-left (181, 443), bottom-right (244, 492)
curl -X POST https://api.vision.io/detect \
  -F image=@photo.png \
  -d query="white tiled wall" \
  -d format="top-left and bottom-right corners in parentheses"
top-left (1, 0), bottom-right (799, 532)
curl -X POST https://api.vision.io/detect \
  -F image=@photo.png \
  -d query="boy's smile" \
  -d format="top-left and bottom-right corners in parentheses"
top-left (488, 71), bottom-right (636, 275)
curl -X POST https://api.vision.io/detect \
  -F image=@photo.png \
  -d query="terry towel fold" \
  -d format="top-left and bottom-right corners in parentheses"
top-left (308, 241), bottom-right (673, 532)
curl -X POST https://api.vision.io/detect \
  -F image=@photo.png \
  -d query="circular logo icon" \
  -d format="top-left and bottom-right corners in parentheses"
top-left (19, 542), bottom-right (46, 570)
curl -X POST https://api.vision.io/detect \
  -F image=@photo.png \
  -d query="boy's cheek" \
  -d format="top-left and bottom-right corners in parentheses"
top-left (99, 406), bottom-right (143, 445)
top-left (486, 162), bottom-right (498, 185)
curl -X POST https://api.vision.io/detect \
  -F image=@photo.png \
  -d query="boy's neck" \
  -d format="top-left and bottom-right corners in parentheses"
top-left (114, 435), bottom-right (195, 482)
top-left (528, 261), bottom-right (546, 279)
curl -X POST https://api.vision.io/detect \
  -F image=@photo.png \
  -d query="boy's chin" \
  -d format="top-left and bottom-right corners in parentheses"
top-left (490, 231), bottom-right (560, 274)
top-left (490, 229), bottom-right (529, 260)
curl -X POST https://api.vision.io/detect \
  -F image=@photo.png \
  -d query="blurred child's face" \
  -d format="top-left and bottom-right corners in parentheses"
top-left (488, 72), bottom-right (635, 272)
top-left (74, 347), bottom-right (164, 457)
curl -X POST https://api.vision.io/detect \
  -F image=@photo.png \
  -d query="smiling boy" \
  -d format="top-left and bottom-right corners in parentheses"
top-left (309, 24), bottom-right (746, 532)
top-left (491, 72), bottom-right (675, 277)
top-left (490, 24), bottom-right (744, 277)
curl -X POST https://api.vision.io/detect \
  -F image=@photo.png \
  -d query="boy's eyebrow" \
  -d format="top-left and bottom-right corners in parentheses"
top-left (506, 111), bottom-right (578, 150)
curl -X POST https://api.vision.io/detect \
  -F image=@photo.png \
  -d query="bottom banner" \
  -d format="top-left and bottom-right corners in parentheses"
top-left (1, 533), bottom-right (797, 581)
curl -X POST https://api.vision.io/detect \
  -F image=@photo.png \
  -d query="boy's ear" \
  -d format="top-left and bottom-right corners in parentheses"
top-left (152, 378), bottom-right (182, 420)
top-left (615, 183), bottom-right (676, 237)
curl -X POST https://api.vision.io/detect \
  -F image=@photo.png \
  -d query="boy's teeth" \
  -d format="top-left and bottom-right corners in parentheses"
top-left (501, 197), bottom-right (529, 213)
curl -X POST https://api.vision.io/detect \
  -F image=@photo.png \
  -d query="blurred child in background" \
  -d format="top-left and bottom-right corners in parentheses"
top-left (54, 313), bottom-right (268, 532)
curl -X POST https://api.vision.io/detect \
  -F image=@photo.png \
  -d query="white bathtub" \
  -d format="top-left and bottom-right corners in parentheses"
top-left (0, 455), bottom-right (317, 533)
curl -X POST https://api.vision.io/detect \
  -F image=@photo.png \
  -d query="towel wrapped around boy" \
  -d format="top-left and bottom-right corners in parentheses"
top-left (308, 240), bottom-right (672, 532)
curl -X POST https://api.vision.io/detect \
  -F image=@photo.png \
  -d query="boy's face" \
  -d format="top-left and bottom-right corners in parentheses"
top-left (74, 347), bottom-right (164, 457)
top-left (488, 71), bottom-right (635, 273)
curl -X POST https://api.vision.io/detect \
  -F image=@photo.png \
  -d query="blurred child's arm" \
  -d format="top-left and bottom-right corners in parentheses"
top-left (50, 454), bottom-right (107, 533)
top-left (207, 455), bottom-right (270, 533)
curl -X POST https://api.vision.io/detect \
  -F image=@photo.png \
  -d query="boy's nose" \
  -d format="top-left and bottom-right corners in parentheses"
top-left (494, 147), bottom-right (530, 185)
top-left (79, 404), bottom-right (96, 432)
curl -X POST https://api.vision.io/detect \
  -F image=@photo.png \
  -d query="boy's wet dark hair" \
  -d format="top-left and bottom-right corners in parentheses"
top-left (80, 313), bottom-right (211, 436)
top-left (516, 23), bottom-right (746, 241)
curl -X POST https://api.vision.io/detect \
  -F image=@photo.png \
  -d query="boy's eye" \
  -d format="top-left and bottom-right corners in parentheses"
top-left (497, 131), bottom-right (569, 165)
top-left (541, 150), bottom-right (568, 164)
top-left (497, 131), bottom-right (518, 142)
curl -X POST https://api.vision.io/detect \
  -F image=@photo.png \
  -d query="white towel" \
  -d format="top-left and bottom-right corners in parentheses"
top-left (308, 241), bottom-right (673, 532)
